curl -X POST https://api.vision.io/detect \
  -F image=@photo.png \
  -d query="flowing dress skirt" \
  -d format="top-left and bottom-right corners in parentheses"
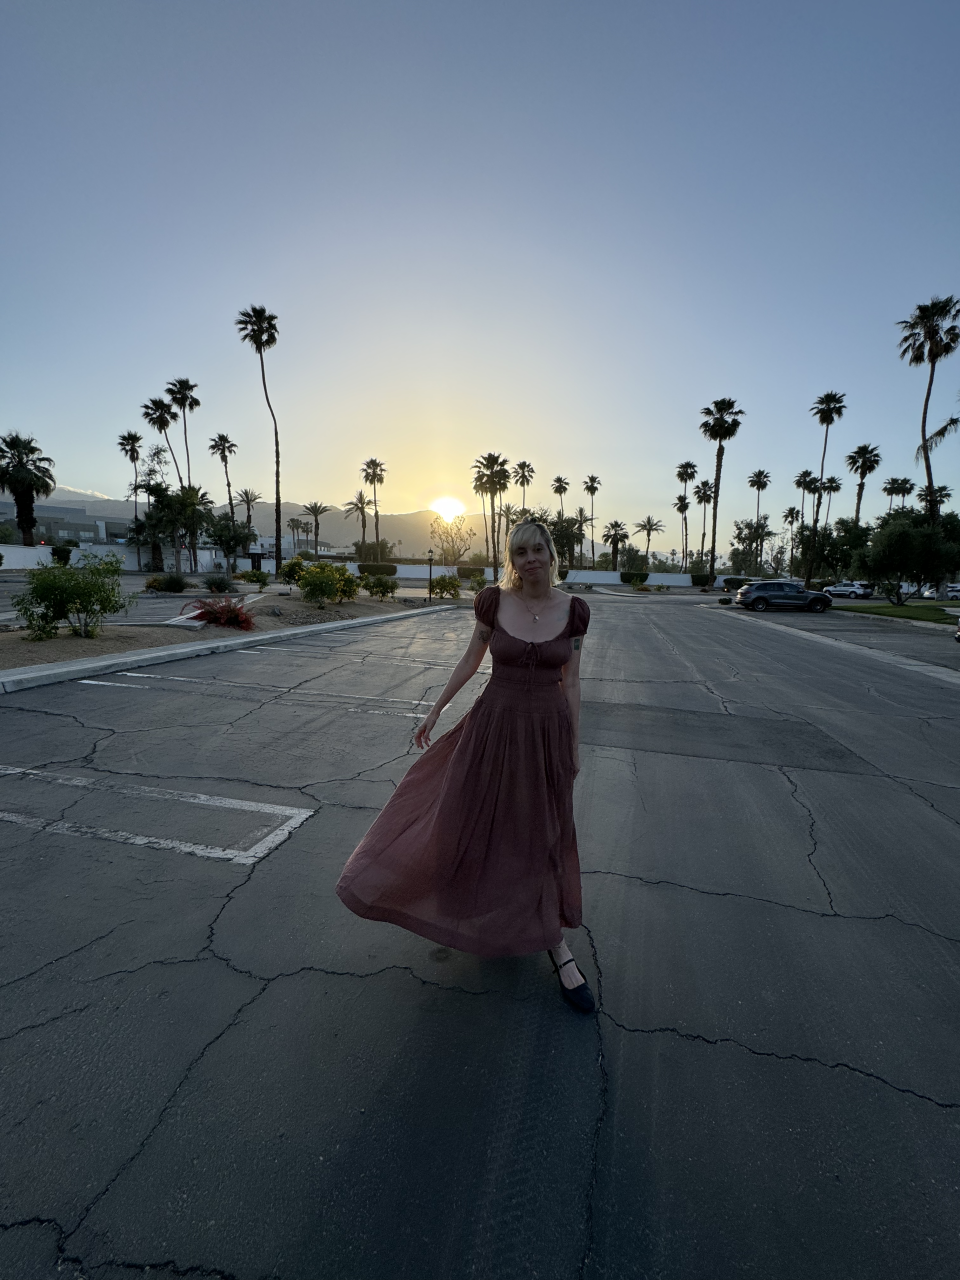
top-left (335, 672), bottom-right (583, 958)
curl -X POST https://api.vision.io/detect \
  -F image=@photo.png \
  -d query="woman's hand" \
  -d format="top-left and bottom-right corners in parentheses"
top-left (415, 708), bottom-right (439, 750)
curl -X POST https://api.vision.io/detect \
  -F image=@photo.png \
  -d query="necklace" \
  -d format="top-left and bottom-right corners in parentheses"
top-left (519, 591), bottom-right (549, 623)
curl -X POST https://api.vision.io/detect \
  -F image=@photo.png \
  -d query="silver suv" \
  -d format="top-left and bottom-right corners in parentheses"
top-left (824, 581), bottom-right (874, 599)
top-left (735, 581), bottom-right (832, 613)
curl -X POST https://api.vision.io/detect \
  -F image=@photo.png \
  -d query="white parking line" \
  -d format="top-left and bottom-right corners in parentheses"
top-left (78, 679), bottom-right (151, 689)
top-left (0, 767), bottom-right (313, 864)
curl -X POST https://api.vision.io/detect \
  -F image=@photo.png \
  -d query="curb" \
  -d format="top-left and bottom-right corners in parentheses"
top-left (0, 606), bottom-right (454, 695)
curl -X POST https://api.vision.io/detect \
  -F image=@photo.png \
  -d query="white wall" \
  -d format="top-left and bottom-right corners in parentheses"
top-left (0, 546), bottom-right (53, 570)
top-left (346, 563), bottom-right (495, 581)
top-left (565, 570), bottom-right (693, 587)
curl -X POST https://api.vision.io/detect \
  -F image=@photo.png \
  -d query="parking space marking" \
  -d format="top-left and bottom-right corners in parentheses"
top-left (78, 679), bottom-right (151, 689)
top-left (0, 767), bottom-right (313, 865)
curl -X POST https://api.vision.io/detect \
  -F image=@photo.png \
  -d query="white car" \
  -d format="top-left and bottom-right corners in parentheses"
top-left (823, 581), bottom-right (874, 599)
top-left (922, 583), bottom-right (960, 600)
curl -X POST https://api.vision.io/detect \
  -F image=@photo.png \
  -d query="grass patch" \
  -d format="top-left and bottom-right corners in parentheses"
top-left (833, 603), bottom-right (960, 624)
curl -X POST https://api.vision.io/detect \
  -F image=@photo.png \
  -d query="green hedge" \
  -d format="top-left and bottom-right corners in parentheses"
top-left (690, 573), bottom-right (711, 587)
top-left (558, 568), bottom-right (569, 581)
top-left (620, 571), bottom-right (649, 584)
top-left (357, 562), bottom-right (397, 576)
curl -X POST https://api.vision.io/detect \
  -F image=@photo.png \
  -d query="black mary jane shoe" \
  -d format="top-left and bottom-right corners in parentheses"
top-left (549, 953), bottom-right (596, 1013)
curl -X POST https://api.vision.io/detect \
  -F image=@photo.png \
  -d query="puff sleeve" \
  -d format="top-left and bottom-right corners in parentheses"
top-left (569, 596), bottom-right (590, 637)
top-left (473, 585), bottom-right (500, 629)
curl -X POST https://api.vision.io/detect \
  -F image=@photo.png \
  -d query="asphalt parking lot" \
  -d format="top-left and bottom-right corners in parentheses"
top-left (2, 597), bottom-right (960, 1278)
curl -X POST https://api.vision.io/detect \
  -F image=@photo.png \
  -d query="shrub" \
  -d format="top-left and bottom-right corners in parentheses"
top-left (279, 556), bottom-right (306, 584)
top-left (187, 597), bottom-right (254, 630)
top-left (621, 571), bottom-right (649, 584)
top-left (357, 563), bottom-right (397, 576)
top-left (0, 524), bottom-right (16, 545)
top-left (0, 551), bottom-right (3, 568)
top-left (234, 569), bottom-right (270, 591)
top-left (202, 571), bottom-right (234, 593)
top-left (50, 545), bottom-right (73, 567)
top-left (558, 568), bottom-right (569, 581)
top-left (653, 584), bottom-right (670, 592)
top-left (13, 554), bottom-right (126, 639)
top-left (300, 563), bottom-right (359, 605)
top-left (690, 573), bottom-right (711, 587)
top-left (469, 571), bottom-right (487, 594)
top-left (718, 597), bottom-right (732, 605)
top-left (360, 573), bottom-right (399, 601)
top-left (144, 572), bottom-right (193, 593)
top-left (430, 573), bottom-right (460, 599)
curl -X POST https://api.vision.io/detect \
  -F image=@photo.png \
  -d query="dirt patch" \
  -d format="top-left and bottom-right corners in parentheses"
top-left (0, 596), bottom-right (435, 671)
top-left (0, 625), bottom-right (213, 669)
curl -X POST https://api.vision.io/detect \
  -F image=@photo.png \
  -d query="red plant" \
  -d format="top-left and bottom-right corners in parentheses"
top-left (181, 596), bottom-right (255, 630)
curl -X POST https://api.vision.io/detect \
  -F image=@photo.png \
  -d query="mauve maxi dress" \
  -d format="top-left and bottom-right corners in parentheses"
top-left (335, 586), bottom-right (590, 958)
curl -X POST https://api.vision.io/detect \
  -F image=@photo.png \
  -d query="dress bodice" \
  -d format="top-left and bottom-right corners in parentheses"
top-left (474, 586), bottom-right (590, 685)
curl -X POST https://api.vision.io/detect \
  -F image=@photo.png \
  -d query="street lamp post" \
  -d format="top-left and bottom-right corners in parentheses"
top-left (427, 549), bottom-right (434, 601)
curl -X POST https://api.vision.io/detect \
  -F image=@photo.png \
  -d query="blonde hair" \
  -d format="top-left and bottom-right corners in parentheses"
top-left (499, 520), bottom-right (561, 590)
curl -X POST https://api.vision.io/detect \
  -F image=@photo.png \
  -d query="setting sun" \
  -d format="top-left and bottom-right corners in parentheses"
top-left (430, 497), bottom-right (466, 522)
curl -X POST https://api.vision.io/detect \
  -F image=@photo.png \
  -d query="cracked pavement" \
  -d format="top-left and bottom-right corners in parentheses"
top-left (1, 602), bottom-right (960, 1278)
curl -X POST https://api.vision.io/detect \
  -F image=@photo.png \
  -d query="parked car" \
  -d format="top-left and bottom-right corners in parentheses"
top-left (823, 581), bottom-right (874, 599)
top-left (922, 584), bottom-right (960, 600)
top-left (735, 580), bottom-right (832, 613)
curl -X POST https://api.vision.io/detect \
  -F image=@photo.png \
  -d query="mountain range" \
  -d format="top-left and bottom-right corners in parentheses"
top-left (40, 489), bottom-right (487, 556)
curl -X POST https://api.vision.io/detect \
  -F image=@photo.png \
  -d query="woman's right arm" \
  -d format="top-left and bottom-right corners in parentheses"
top-left (414, 621), bottom-right (491, 749)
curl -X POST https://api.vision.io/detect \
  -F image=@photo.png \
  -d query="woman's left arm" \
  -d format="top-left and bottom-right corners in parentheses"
top-left (561, 637), bottom-right (584, 775)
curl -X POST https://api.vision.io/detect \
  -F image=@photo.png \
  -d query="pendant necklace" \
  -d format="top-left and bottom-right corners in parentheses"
top-left (520, 592), bottom-right (546, 623)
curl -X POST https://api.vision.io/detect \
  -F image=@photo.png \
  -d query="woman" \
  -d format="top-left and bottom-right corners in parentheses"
top-left (336, 519), bottom-right (593, 1012)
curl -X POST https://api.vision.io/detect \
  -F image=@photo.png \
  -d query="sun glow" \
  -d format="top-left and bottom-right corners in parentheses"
top-left (430, 497), bottom-right (466, 522)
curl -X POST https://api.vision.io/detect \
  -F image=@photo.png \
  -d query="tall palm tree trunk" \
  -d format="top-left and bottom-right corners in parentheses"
top-left (700, 506), bottom-right (708, 568)
top-left (481, 493), bottom-right (489, 564)
top-left (708, 444), bottom-right (724, 579)
top-left (590, 495), bottom-right (596, 568)
top-left (222, 463), bottom-right (236, 527)
top-left (164, 431), bottom-right (184, 488)
top-left (183, 422), bottom-right (192, 487)
top-left (257, 350), bottom-right (282, 577)
top-left (854, 478), bottom-right (865, 524)
top-left (132, 460), bottom-right (142, 570)
top-left (919, 359), bottom-right (938, 509)
top-left (372, 483), bottom-right (380, 560)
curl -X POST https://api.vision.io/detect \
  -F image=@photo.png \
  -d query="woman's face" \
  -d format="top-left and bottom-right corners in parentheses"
top-left (512, 535), bottom-right (552, 584)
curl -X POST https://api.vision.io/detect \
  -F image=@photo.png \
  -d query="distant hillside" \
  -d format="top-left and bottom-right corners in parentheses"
top-left (36, 494), bottom-right (487, 557)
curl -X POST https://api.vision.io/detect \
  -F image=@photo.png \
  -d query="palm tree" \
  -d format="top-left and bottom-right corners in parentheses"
top-left (491, 457), bottom-right (511, 564)
top-left (794, 469), bottom-right (816, 526)
top-left (634, 515), bottom-right (664, 562)
top-left (208, 434), bottom-right (238, 530)
top-left (583, 475), bottom-right (600, 567)
top-left (572, 505), bottom-right (590, 568)
top-left (141, 397), bottom-right (183, 486)
top-left (551, 476), bottom-right (569, 516)
top-left (748, 469), bottom-right (771, 524)
top-left (471, 466), bottom-right (491, 564)
top-left (235, 305), bottom-right (281, 574)
top-left (845, 444), bottom-right (882, 524)
top-left (881, 477), bottom-right (898, 512)
top-left (360, 458), bottom-right (386, 560)
top-left (501, 503), bottom-right (520, 538)
top-left (165, 378), bottom-right (200, 486)
top-left (897, 296), bottom-right (960, 512)
top-left (699, 398), bottom-right (745, 578)
top-left (782, 506), bottom-right (801, 572)
top-left (692, 480), bottom-right (714, 569)
top-left (512, 460), bottom-right (535, 512)
top-left (0, 434), bottom-right (56, 546)
top-left (671, 495), bottom-right (690, 569)
top-left (805, 391), bottom-right (846, 585)
top-left (893, 477), bottom-right (916, 510)
top-left (118, 431), bottom-right (144, 569)
top-left (236, 487), bottom-right (262, 529)
top-left (287, 517), bottom-right (302, 552)
top-left (343, 490), bottom-right (372, 557)
top-left (676, 462), bottom-right (697, 567)
top-left (917, 484), bottom-right (952, 517)
top-left (821, 476), bottom-right (842, 525)
top-left (303, 501), bottom-right (332, 555)
top-left (602, 520), bottom-right (630, 570)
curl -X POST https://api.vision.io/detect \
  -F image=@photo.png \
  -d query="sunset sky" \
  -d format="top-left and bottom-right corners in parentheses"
top-left (3, 0), bottom-right (960, 552)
